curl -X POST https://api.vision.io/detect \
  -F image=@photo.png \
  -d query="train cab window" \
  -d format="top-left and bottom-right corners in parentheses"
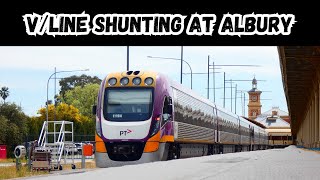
top-left (161, 96), bottom-right (173, 125)
top-left (104, 88), bottom-right (154, 122)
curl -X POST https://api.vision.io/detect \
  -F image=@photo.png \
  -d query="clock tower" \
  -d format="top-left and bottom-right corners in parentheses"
top-left (247, 77), bottom-right (262, 120)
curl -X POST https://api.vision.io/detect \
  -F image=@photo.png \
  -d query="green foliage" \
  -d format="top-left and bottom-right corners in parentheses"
top-left (0, 116), bottom-right (8, 144)
top-left (59, 74), bottom-right (102, 99)
top-left (0, 103), bottom-right (29, 157)
top-left (26, 116), bottom-right (45, 141)
top-left (6, 123), bottom-right (22, 154)
top-left (36, 103), bottom-right (95, 136)
top-left (0, 103), bottom-right (29, 138)
top-left (63, 83), bottom-right (100, 118)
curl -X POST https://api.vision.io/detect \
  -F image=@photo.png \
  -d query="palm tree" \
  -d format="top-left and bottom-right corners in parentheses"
top-left (0, 86), bottom-right (9, 103)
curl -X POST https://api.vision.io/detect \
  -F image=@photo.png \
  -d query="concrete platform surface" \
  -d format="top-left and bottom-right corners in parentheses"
top-left (24, 146), bottom-right (320, 180)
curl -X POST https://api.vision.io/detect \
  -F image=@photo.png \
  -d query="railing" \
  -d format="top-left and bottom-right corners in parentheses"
top-left (57, 121), bottom-right (65, 143)
top-left (38, 121), bottom-right (47, 147)
top-left (56, 122), bottom-right (65, 163)
top-left (58, 142), bottom-right (65, 162)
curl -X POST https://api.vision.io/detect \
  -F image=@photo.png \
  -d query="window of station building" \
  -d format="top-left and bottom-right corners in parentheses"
top-left (252, 111), bottom-right (257, 117)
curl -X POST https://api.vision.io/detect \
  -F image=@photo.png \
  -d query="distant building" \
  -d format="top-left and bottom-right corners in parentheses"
top-left (255, 107), bottom-right (292, 146)
top-left (247, 77), bottom-right (292, 147)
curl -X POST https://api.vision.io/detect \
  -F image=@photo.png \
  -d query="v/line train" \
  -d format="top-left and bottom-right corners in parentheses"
top-left (93, 71), bottom-right (269, 167)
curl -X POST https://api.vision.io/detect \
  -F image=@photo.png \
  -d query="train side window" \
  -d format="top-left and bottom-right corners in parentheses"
top-left (162, 96), bottom-right (172, 124)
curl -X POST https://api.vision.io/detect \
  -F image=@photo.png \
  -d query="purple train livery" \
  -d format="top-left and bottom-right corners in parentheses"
top-left (93, 71), bottom-right (269, 167)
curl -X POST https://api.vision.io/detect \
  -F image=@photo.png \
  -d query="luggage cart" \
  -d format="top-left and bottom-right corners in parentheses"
top-left (31, 147), bottom-right (52, 171)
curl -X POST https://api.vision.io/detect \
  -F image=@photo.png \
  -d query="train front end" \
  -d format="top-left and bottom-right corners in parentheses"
top-left (94, 71), bottom-right (173, 167)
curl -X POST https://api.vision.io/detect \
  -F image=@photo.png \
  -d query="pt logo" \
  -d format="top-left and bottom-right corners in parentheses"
top-left (120, 129), bottom-right (132, 136)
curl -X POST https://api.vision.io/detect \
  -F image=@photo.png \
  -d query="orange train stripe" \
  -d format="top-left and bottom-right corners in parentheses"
top-left (147, 131), bottom-right (160, 142)
top-left (144, 131), bottom-right (161, 153)
top-left (95, 133), bottom-right (107, 153)
top-left (144, 141), bottom-right (159, 152)
top-left (160, 135), bottom-right (174, 143)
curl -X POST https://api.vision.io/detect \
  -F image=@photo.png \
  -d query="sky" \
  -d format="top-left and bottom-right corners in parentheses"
top-left (0, 46), bottom-right (288, 117)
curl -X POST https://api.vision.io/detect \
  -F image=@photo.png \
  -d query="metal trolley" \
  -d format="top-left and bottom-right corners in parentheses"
top-left (31, 146), bottom-right (52, 171)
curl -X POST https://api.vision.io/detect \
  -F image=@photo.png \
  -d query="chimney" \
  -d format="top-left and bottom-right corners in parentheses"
top-left (272, 110), bottom-right (278, 116)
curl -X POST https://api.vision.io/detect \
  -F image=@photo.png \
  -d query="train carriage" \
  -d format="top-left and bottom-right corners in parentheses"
top-left (93, 71), bottom-right (269, 168)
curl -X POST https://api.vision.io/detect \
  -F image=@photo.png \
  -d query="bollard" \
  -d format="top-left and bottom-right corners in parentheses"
top-left (81, 144), bottom-right (93, 169)
top-left (27, 145), bottom-right (32, 171)
top-left (81, 145), bottom-right (85, 169)
top-left (16, 157), bottom-right (21, 171)
top-left (14, 145), bottom-right (26, 171)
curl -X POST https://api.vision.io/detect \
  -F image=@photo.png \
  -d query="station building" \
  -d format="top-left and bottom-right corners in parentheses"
top-left (247, 76), bottom-right (292, 147)
top-left (255, 107), bottom-right (292, 147)
top-left (279, 46), bottom-right (320, 149)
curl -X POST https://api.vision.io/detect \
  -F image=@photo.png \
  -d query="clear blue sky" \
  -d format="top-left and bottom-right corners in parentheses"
top-left (0, 46), bottom-right (288, 117)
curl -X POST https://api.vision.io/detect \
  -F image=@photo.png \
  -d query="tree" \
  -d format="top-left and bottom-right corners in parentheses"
top-left (36, 103), bottom-right (95, 136)
top-left (0, 116), bottom-right (8, 144)
top-left (37, 103), bottom-right (81, 122)
top-left (0, 102), bottom-right (29, 157)
top-left (0, 86), bottom-right (9, 103)
top-left (26, 116), bottom-right (44, 142)
top-left (6, 123), bottom-right (22, 155)
top-left (63, 83), bottom-right (100, 118)
top-left (59, 74), bottom-right (102, 99)
top-left (0, 103), bottom-right (29, 136)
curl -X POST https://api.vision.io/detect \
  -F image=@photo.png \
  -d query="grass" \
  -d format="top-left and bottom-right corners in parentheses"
top-left (0, 164), bottom-right (49, 180)
top-left (0, 158), bottom-right (27, 163)
top-left (0, 160), bottom-right (96, 179)
top-left (62, 160), bottom-right (96, 170)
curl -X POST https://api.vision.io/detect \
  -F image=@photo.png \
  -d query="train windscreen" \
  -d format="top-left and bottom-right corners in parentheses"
top-left (103, 88), bottom-right (154, 122)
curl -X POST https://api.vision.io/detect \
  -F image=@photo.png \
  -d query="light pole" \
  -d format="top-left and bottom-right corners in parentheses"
top-left (45, 68), bottom-right (89, 144)
top-left (185, 71), bottom-right (221, 100)
top-left (147, 56), bottom-right (193, 89)
top-left (181, 46), bottom-right (183, 84)
top-left (208, 61), bottom-right (260, 106)
top-left (127, 46), bottom-right (130, 71)
top-left (224, 79), bottom-right (266, 114)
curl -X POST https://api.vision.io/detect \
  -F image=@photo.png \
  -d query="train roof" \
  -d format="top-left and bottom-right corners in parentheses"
top-left (159, 72), bottom-right (267, 131)
top-left (102, 71), bottom-right (267, 132)
top-left (163, 73), bottom-right (217, 108)
top-left (241, 116), bottom-right (267, 129)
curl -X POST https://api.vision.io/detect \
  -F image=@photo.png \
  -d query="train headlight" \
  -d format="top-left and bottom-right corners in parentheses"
top-left (120, 77), bottom-right (129, 85)
top-left (145, 77), bottom-right (154, 85)
top-left (132, 77), bottom-right (141, 85)
top-left (108, 78), bottom-right (117, 86)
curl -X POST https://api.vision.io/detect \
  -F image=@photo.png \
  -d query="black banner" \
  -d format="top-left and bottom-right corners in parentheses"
top-left (0, 8), bottom-right (319, 45)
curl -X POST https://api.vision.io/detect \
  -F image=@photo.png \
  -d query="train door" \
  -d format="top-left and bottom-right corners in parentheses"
top-left (237, 116), bottom-right (241, 152)
top-left (215, 108), bottom-right (223, 154)
top-left (209, 106), bottom-right (218, 155)
top-left (251, 126), bottom-right (254, 151)
top-left (249, 125), bottom-right (252, 151)
top-left (162, 96), bottom-right (180, 160)
top-left (161, 96), bottom-right (173, 128)
top-left (214, 106), bottom-right (218, 143)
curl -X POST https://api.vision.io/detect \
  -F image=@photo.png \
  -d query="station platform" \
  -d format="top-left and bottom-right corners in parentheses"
top-left (25, 146), bottom-right (320, 180)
